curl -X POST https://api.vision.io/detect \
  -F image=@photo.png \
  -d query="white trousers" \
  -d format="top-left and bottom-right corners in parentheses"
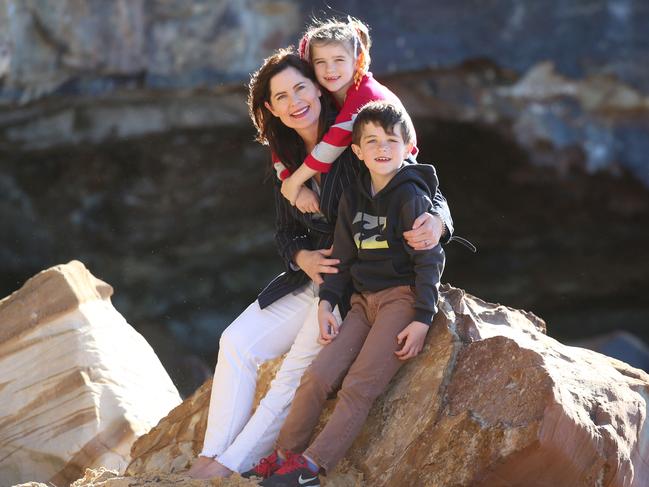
top-left (199, 282), bottom-right (338, 472)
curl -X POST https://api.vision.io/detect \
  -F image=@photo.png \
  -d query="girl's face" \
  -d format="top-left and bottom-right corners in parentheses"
top-left (311, 42), bottom-right (356, 101)
top-left (265, 66), bottom-right (322, 131)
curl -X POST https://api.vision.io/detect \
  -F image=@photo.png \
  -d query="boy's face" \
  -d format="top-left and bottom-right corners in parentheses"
top-left (311, 42), bottom-right (355, 99)
top-left (352, 122), bottom-right (413, 180)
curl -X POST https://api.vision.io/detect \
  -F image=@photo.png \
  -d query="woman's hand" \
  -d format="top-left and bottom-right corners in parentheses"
top-left (281, 176), bottom-right (302, 206)
top-left (394, 321), bottom-right (429, 360)
top-left (403, 213), bottom-right (444, 250)
top-left (294, 246), bottom-right (339, 285)
top-left (294, 186), bottom-right (320, 214)
top-left (317, 301), bottom-right (340, 345)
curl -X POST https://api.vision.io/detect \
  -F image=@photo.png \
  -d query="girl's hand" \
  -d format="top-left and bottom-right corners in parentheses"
top-left (395, 321), bottom-right (429, 360)
top-left (317, 301), bottom-right (340, 345)
top-left (403, 213), bottom-right (444, 250)
top-left (294, 246), bottom-right (339, 285)
top-left (281, 176), bottom-right (302, 206)
top-left (295, 186), bottom-right (320, 214)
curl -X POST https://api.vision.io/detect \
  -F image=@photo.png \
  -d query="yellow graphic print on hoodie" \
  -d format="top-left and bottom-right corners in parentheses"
top-left (353, 212), bottom-right (389, 249)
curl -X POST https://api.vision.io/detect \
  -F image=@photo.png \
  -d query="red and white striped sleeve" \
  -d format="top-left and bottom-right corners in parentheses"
top-left (272, 151), bottom-right (292, 181)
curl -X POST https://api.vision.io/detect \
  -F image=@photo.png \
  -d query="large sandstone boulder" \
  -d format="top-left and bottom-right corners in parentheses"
top-left (0, 261), bottom-right (182, 486)
top-left (124, 285), bottom-right (649, 486)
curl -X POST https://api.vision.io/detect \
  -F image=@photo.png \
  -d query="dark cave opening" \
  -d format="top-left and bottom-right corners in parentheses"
top-left (416, 117), bottom-right (649, 346)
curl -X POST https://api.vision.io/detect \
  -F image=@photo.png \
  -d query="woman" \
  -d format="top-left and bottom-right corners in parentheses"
top-left (188, 48), bottom-right (453, 479)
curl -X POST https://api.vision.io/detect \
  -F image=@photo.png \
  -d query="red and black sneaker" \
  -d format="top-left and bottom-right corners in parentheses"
top-left (240, 450), bottom-right (283, 479)
top-left (260, 453), bottom-right (319, 487)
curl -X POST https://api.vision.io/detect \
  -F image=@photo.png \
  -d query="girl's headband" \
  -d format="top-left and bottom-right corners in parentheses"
top-left (298, 34), bottom-right (310, 63)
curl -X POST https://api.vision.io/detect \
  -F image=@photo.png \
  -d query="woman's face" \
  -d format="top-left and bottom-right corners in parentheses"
top-left (265, 67), bottom-right (322, 131)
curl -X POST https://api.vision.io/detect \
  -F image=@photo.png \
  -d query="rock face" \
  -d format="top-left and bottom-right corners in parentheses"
top-left (0, 261), bottom-right (182, 486)
top-left (0, 0), bottom-right (301, 104)
top-left (386, 60), bottom-right (649, 187)
top-left (2, 0), bottom-right (648, 188)
top-left (125, 285), bottom-right (649, 487)
top-left (68, 467), bottom-right (258, 487)
top-left (1, 0), bottom-right (648, 103)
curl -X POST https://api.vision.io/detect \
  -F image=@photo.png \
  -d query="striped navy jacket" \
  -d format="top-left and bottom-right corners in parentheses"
top-left (257, 148), bottom-right (453, 318)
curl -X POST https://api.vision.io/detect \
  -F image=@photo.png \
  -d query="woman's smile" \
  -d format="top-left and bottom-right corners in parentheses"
top-left (290, 106), bottom-right (310, 118)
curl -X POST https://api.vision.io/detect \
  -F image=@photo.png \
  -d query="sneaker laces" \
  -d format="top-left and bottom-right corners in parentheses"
top-left (274, 452), bottom-right (314, 475)
top-left (252, 451), bottom-right (281, 477)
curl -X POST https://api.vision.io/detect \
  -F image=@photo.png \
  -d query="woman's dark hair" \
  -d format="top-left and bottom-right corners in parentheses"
top-left (247, 47), bottom-right (334, 173)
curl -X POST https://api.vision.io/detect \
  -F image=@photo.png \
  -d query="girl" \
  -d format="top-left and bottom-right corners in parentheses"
top-left (275, 17), bottom-right (418, 213)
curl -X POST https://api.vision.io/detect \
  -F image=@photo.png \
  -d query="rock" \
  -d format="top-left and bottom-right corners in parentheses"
top-left (67, 467), bottom-right (259, 487)
top-left (1, 87), bottom-right (251, 151)
top-left (125, 285), bottom-right (649, 486)
top-left (124, 358), bottom-right (279, 476)
top-left (0, 261), bottom-right (182, 486)
top-left (2, 1), bottom-right (648, 104)
top-left (0, 0), bottom-right (300, 104)
top-left (386, 60), bottom-right (649, 187)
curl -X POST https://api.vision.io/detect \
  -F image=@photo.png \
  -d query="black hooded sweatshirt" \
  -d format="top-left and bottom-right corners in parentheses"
top-left (319, 161), bottom-right (445, 324)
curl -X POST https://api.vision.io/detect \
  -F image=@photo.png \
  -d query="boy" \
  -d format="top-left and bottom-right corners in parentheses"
top-left (249, 101), bottom-right (445, 486)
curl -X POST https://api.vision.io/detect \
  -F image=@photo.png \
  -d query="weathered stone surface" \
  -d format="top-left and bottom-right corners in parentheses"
top-left (1, 87), bottom-right (250, 151)
top-left (124, 285), bottom-right (649, 486)
top-left (2, 1), bottom-right (648, 187)
top-left (2, 0), bottom-right (648, 103)
top-left (387, 60), bottom-right (649, 187)
top-left (2, 3), bottom-right (648, 187)
top-left (0, 0), bottom-right (300, 104)
top-left (66, 467), bottom-right (259, 487)
top-left (0, 261), bottom-right (182, 486)
top-left (123, 357), bottom-right (280, 477)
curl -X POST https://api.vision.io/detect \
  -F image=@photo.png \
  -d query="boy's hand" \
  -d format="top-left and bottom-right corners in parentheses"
top-left (403, 213), bottom-right (444, 250)
top-left (395, 321), bottom-right (429, 360)
top-left (295, 186), bottom-right (320, 214)
top-left (281, 176), bottom-right (302, 206)
top-left (318, 301), bottom-right (340, 345)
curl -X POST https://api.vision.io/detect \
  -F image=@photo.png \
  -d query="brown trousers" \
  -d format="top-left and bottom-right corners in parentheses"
top-left (276, 285), bottom-right (418, 472)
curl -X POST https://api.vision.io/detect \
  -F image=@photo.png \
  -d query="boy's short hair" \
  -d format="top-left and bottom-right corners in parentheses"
top-left (351, 101), bottom-right (415, 146)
